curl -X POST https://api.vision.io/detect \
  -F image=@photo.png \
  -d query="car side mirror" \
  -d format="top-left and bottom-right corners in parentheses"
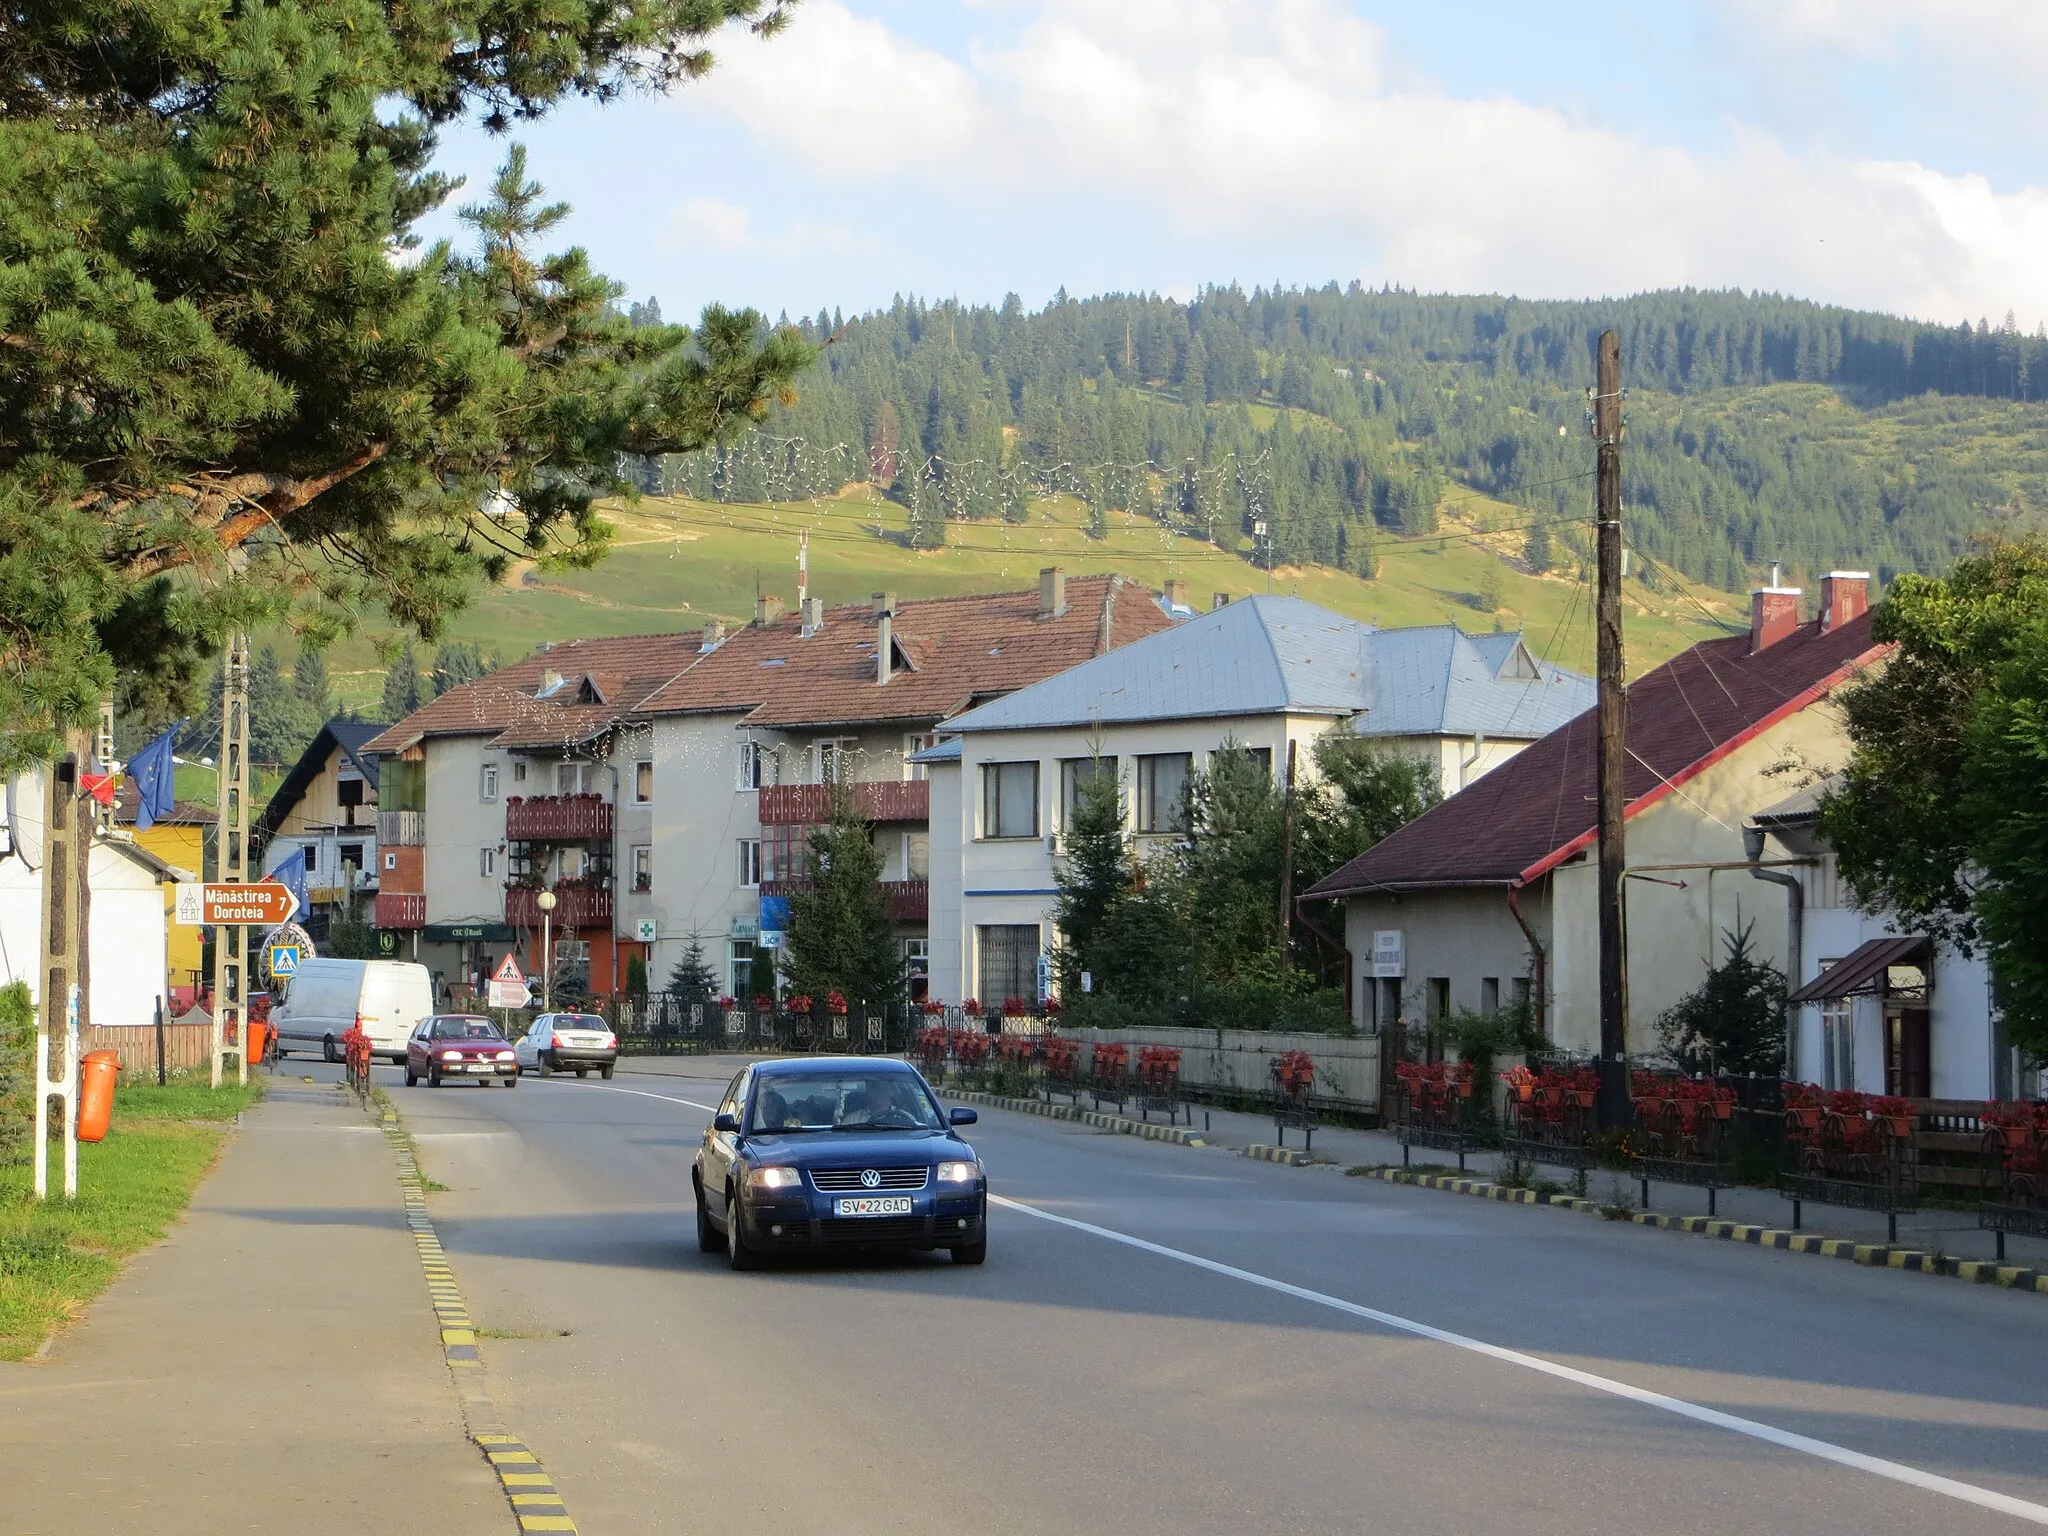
top-left (949, 1107), bottom-right (978, 1126)
top-left (713, 1112), bottom-right (740, 1133)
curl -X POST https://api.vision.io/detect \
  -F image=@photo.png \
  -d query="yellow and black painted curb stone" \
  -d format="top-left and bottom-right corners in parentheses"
top-left (382, 1112), bottom-right (581, 1534)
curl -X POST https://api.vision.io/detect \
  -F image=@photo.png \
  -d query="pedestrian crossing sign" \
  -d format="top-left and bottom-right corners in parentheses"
top-left (268, 944), bottom-right (301, 976)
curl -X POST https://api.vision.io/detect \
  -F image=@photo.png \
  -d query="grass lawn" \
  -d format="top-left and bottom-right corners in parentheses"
top-left (0, 1073), bottom-right (263, 1360)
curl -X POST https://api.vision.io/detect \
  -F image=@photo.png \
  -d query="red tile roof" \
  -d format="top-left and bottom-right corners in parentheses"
top-left (636, 574), bottom-right (1165, 727)
top-left (1304, 612), bottom-right (1887, 898)
top-left (363, 575), bottom-right (1171, 754)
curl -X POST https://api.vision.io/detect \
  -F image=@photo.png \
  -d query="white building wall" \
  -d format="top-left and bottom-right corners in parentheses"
top-left (0, 775), bottom-right (170, 1028)
top-left (1338, 886), bottom-right (1546, 1035)
top-left (422, 736), bottom-right (513, 927)
top-left (926, 760), bottom-right (966, 1004)
top-left (646, 712), bottom-right (758, 990)
top-left (1547, 705), bottom-right (1842, 1057)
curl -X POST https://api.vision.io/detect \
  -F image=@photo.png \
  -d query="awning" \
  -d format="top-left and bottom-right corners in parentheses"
top-left (1787, 936), bottom-right (1929, 1005)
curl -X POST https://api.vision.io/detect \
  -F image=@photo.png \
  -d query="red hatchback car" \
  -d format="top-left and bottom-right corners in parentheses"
top-left (405, 1015), bottom-right (520, 1088)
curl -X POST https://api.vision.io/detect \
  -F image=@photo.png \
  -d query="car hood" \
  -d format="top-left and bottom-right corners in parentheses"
top-left (428, 1040), bottom-right (511, 1054)
top-left (743, 1128), bottom-right (971, 1165)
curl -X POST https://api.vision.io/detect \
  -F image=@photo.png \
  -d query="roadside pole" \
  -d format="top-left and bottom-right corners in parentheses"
top-left (33, 732), bottom-right (86, 1200)
top-left (1590, 330), bottom-right (1632, 1129)
top-left (212, 634), bottom-right (251, 1089)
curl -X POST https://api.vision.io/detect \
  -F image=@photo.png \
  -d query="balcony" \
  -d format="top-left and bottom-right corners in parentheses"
top-left (505, 794), bottom-right (614, 842)
top-left (377, 809), bottom-right (426, 847)
top-left (376, 891), bottom-right (426, 929)
top-left (883, 878), bottom-right (929, 922)
top-left (757, 779), bottom-right (929, 827)
top-left (505, 884), bottom-right (614, 931)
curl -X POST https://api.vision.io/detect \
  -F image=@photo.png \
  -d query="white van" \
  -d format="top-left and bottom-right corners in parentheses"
top-left (273, 959), bottom-right (435, 1064)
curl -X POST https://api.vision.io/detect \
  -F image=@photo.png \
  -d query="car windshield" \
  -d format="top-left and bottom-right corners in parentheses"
top-left (557, 1015), bottom-right (606, 1030)
top-left (434, 1018), bottom-right (502, 1041)
top-left (748, 1071), bottom-right (942, 1133)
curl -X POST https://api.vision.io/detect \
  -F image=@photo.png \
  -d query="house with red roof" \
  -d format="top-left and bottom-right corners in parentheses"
top-left (363, 571), bottom-right (1172, 1003)
top-left (1304, 574), bottom-right (1888, 1059)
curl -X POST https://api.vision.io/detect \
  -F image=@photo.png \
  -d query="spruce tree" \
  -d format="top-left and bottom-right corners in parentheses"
top-left (0, 0), bottom-right (811, 774)
top-left (780, 790), bottom-right (902, 1010)
top-left (666, 934), bottom-right (720, 1003)
top-left (380, 642), bottom-right (425, 722)
top-left (1052, 761), bottom-right (1129, 999)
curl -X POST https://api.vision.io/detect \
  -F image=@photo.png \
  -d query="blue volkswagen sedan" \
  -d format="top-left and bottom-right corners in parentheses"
top-left (693, 1057), bottom-right (987, 1269)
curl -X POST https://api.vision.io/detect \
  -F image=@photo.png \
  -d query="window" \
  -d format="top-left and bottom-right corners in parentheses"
top-left (1135, 753), bottom-right (1193, 834)
top-left (1480, 978), bottom-right (1499, 1018)
top-left (727, 940), bottom-right (756, 1000)
top-left (337, 776), bottom-right (365, 808)
top-left (906, 938), bottom-right (930, 1002)
top-left (977, 925), bottom-right (1041, 1007)
top-left (980, 761), bottom-right (1039, 839)
top-left (904, 831), bottom-right (929, 881)
top-left (480, 763), bottom-right (499, 803)
top-left (904, 732), bottom-right (937, 781)
top-left (1245, 746), bottom-right (1273, 778)
top-left (632, 844), bottom-right (652, 892)
top-left (1512, 977), bottom-right (1532, 1017)
top-left (338, 843), bottom-right (363, 872)
top-left (1818, 968), bottom-right (1854, 1090)
top-left (556, 760), bottom-right (596, 795)
top-left (736, 740), bottom-right (774, 790)
top-left (738, 839), bottom-right (762, 888)
top-left (815, 738), bottom-right (853, 784)
top-left (479, 847), bottom-right (497, 879)
top-left (301, 843), bottom-right (318, 872)
top-left (384, 851), bottom-right (398, 872)
top-left (1427, 977), bottom-right (1451, 1025)
top-left (1060, 756), bottom-right (1118, 826)
top-left (512, 760), bottom-right (528, 783)
top-left (633, 761), bottom-right (653, 802)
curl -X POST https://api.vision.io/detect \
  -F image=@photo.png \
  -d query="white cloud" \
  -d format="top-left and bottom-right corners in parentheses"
top-left (680, 0), bottom-right (2048, 323)
top-left (662, 196), bottom-right (889, 263)
top-left (1724, 0), bottom-right (2048, 73)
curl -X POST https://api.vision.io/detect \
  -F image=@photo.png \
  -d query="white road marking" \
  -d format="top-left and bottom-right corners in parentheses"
top-left (990, 1194), bottom-right (2048, 1526)
top-left (529, 1078), bottom-right (720, 1113)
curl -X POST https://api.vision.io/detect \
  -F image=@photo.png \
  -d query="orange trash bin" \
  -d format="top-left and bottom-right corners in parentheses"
top-left (78, 1049), bottom-right (120, 1143)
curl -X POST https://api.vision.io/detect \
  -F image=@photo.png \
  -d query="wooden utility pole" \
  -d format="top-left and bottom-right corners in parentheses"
top-left (212, 634), bottom-right (251, 1088)
top-left (1591, 330), bottom-right (1631, 1128)
top-left (1275, 739), bottom-right (1300, 971)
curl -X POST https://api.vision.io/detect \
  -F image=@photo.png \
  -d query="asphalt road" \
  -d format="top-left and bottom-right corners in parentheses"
top-left (376, 1057), bottom-right (2048, 1536)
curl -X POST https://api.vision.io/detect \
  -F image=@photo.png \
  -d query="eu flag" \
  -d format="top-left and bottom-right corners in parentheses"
top-left (128, 723), bottom-right (183, 831)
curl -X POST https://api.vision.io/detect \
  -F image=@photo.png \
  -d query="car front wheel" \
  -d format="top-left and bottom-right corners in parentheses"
top-left (726, 1187), bottom-right (761, 1271)
top-left (428, 1070), bottom-right (442, 1088)
top-left (503, 1075), bottom-right (518, 1089)
top-left (323, 1036), bottom-right (340, 1064)
top-left (404, 1067), bottom-right (418, 1087)
top-left (951, 1236), bottom-right (988, 1266)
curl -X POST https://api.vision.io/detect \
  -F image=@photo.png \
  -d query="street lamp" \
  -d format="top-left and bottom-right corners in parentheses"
top-left (536, 889), bottom-right (557, 1012)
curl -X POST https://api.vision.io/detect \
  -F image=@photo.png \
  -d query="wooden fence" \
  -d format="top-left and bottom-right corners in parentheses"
top-left (81, 1022), bottom-right (219, 1077)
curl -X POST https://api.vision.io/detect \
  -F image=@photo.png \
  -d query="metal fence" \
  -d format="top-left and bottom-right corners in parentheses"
top-left (608, 996), bottom-right (916, 1056)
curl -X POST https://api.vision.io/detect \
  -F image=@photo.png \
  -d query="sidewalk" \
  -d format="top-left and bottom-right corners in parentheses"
top-left (0, 1080), bottom-right (504, 1536)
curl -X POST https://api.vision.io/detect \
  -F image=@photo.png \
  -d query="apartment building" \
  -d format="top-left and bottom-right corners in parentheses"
top-left (363, 570), bottom-right (1173, 1004)
top-left (922, 595), bottom-right (1595, 1006)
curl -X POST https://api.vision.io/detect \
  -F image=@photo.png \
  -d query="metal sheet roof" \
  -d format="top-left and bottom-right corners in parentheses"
top-left (944, 596), bottom-right (1592, 740)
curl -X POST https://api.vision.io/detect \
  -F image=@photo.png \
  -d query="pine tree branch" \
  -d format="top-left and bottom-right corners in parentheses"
top-left (112, 443), bottom-right (391, 578)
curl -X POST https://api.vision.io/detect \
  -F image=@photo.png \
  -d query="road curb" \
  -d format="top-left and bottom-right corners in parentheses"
top-left (1351, 1166), bottom-right (2048, 1296)
top-left (940, 1087), bottom-right (1206, 1146)
top-left (1243, 1143), bottom-right (1315, 1167)
top-left (379, 1110), bottom-right (582, 1533)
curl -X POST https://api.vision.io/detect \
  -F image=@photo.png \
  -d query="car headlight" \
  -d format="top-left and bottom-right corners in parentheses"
top-left (936, 1160), bottom-right (979, 1184)
top-left (749, 1166), bottom-right (802, 1190)
top-left (440, 1050), bottom-right (462, 1062)
top-left (496, 1050), bottom-right (515, 1061)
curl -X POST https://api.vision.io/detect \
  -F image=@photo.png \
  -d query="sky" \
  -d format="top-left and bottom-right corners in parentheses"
top-left (421, 0), bottom-right (2048, 328)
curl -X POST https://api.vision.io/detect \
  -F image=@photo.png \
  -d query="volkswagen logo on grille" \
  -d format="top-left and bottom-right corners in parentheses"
top-left (859, 1168), bottom-right (881, 1189)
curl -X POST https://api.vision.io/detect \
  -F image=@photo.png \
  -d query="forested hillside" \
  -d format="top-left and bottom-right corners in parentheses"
top-left (645, 287), bottom-right (2048, 593)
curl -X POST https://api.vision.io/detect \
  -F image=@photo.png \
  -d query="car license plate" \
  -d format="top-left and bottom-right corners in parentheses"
top-left (834, 1196), bottom-right (912, 1217)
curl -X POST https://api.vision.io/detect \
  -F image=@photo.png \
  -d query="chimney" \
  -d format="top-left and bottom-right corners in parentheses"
top-left (1163, 578), bottom-right (1189, 611)
top-left (871, 590), bottom-right (896, 618)
top-left (1749, 583), bottom-right (1803, 653)
top-left (1039, 567), bottom-right (1067, 618)
top-left (698, 620), bottom-right (726, 652)
top-left (799, 596), bottom-right (824, 636)
top-left (877, 609), bottom-right (893, 686)
top-left (755, 594), bottom-right (784, 626)
top-left (1820, 571), bottom-right (1869, 633)
top-left (1212, 592), bottom-right (1231, 611)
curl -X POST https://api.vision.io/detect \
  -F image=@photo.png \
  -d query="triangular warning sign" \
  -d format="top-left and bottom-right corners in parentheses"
top-left (493, 953), bottom-right (525, 986)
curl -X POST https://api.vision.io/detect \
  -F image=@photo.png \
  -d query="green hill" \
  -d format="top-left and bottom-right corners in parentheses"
top-left (317, 480), bottom-right (1737, 715)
